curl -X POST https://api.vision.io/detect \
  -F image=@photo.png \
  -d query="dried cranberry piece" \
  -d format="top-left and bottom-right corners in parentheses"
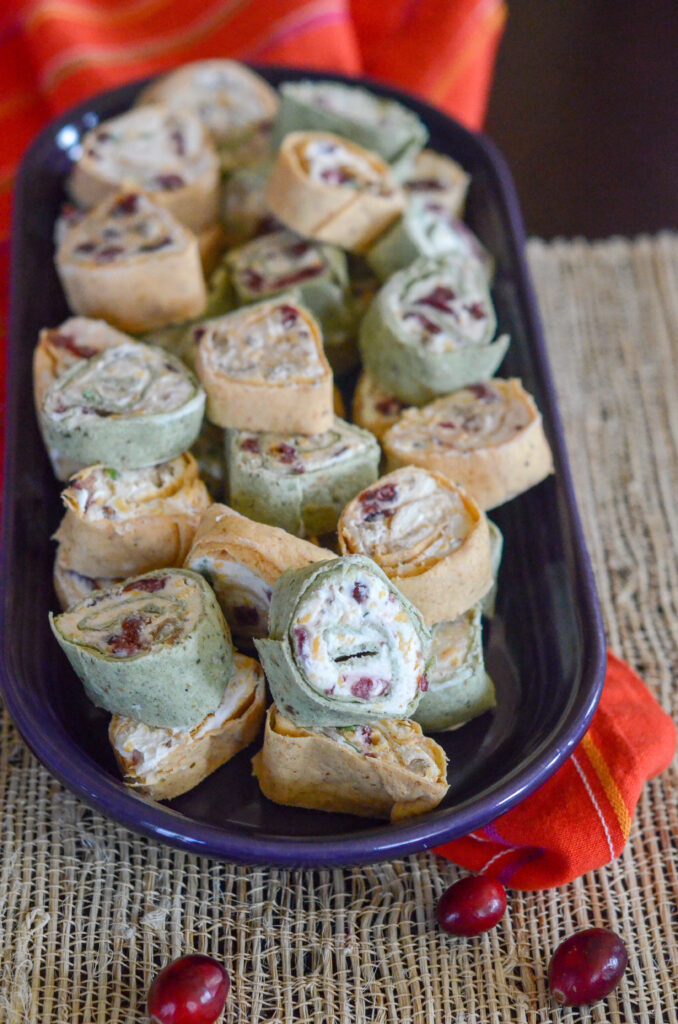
top-left (95, 245), bottom-right (125, 262)
top-left (240, 437), bottom-right (260, 453)
top-left (139, 236), bottom-right (172, 252)
top-left (320, 167), bottom-right (352, 185)
top-left (49, 333), bottom-right (98, 359)
top-left (360, 483), bottom-right (397, 506)
top-left (465, 382), bottom-right (496, 401)
top-left (416, 285), bottom-right (457, 313)
top-left (107, 614), bottom-right (150, 655)
top-left (112, 193), bottom-right (139, 217)
top-left (350, 677), bottom-right (389, 700)
top-left (74, 242), bottom-right (97, 254)
top-left (464, 301), bottom-right (486, 320)
top-left (352, 581), bottom-right (369, 603)
top-left (170, 129), bottom-right (186, 156)
top-left (274, 443), bottom-right (297, 464)
top-left (438, 421), bottom-right (458, 429)
top-left (240, 268), bottom-right (265, 291)
top-left (418, 675), bottom-right (429, 692)
top-left (437, 875), bottom-right (507, 936)
top-left (405, 178), bottom-right (445, 191)
top-left (278, 304), bottom-right (299, 329)
top-left (375, 397), bottom-right (405, 417)
top-left (122, 577), bottom-right (167, 593)
top-left (404, 311), bottom-right (442, 335)
top-left (293, 627), bottom-right (309, 657)
top-left (285, 240), bottom-right (311, 258)
top-left (192, 327), bottom-right (206, 345)
top-left (274, 264), bottom-right (323, 288)
top-left (233, 605), bottom-right (259, 626)
top-left (153, 173), bottom-right (185, 191)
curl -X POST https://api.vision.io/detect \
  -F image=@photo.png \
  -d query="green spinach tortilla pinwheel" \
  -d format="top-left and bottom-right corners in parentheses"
top-left (366, 196), bottom-right (493, 282)
top-left (273, 80), bottom-right (428, 179)
top-left (225, 417), bottom-right (380, 538)
top-left (359, 254), bottom-right (509, 405)
top-left (136, 59), bottom-right (279, 172)
top-left (252, 706), bottom-right (448, 821)
top-left (413, 604), bottom-right (496, 732)
top-left (383, 378), bottom-right (554, 510)
top-left (40, 340), bottom-right (205, 473)
top-left (50, 568), bottom-right (234, 728)
top-left (254, 554), bottom-right (431, 727)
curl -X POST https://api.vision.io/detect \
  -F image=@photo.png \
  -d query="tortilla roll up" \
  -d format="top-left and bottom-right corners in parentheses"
top-left (383, 379), bottom-right (554, 510)
top-left (252, 706), bottom-right (448, 821)
top-left (110, 653), bottom-right (266, 800)
top-left (338, 467), bottom-right (493, 626)
top-left (50, 568), bottom-right (234, 728)
top-left (352, 371), bottom-right (410, 441)
top-left (194, 297), bottom-right (333, 435)
top-left (359, 254), bottom-right (509, 406)
top-left (53, 549), bottom-right (120, 610)
top-left (402, 149), bottom-right (470, 214)
top-left (272, 80), bottom-right (428, 179)
top-left (254, 554), bottom-right (430, 727)
top-left (55, 191), bottom-right (207, 334)
top-left (226, 417), bottom-right (380, 538)
top-left (413, 604), bottom-right (496, 733)
top-left (266, 131), bottom-right (405, 252)
top-left (67, 105), bottom-right (220, 233)
top-left (40, 340), bottom-right (205, 473)
top-left (185, 504), bottom-right (335, 641)
top-left (53, 454), bottom-right (211, 579)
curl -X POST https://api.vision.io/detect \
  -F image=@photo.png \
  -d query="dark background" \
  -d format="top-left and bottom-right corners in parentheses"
top-left (484, 3), bottom-right (678, 239)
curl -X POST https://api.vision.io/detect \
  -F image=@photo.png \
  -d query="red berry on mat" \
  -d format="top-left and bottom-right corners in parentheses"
top-left (436, 875), bottom-right (507, 936)
top-left (148, 954), bottom-right (230, 1024)
top-left (548, 928), bottom-right (628, 1006)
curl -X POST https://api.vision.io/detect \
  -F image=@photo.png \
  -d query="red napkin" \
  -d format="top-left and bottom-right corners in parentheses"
top-left (435, 652), bottom-right (676, 889)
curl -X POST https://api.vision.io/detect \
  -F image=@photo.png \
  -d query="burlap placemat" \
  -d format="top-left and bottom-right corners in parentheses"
top-left (1, 235), bottom-right (676, 1023)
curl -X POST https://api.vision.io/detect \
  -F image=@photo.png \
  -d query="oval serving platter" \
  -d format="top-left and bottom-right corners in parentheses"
top-left (0, 68), bottom-right (606, 867)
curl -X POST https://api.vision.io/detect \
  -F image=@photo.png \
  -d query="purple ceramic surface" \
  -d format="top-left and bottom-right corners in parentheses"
top-left (0, 69), bottom-right (606, 867)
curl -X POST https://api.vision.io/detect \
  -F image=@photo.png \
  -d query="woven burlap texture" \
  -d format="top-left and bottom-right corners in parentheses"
top-left (1, 235), bottom-right (677, 1023)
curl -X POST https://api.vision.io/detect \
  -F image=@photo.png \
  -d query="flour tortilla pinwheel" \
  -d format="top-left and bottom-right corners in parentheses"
top-left (252, 706), bottom-right (448, 821)
top-left (254, 554), bottom-right (431, 727)
top-left (53, 454), bottom-right (211, 579)
top-left (110, 653), bottom-right (266, 800)
top-left (413, 604), bottom-right (496, 733)
top-left (273, 80), bottom-right (428, 179)
top-left (194, 297), bottom-right (334, 435)
top-left (383, 378), bottom-right (554, 510)
top-left (226, 417), bottom-right (380, 538)
top-left (53, 550), bottom-right (120, 610)
top-left (185, 504), bottom-right (335, 641)
top-left (50, 568), bottom-right (234, 728)
top-left (266, 132), bottom-right (405, 252)
top-left (402, 149), bottom-right (470, 214)
top-left (40, 340), bottom-right (205, 473)
top-left (352, 371), bottom-right (410, 441)
top-left (55, 191), bottom-right (207, 333)
top-left (359, 254), bottom-right (509, 405)
top-left (67, 105), bottom-right (220, 233)
top-left (338, 467), bottom-right (493, 626)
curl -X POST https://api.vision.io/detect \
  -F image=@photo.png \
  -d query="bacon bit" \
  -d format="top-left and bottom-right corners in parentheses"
top-left (48, 333), bottom-right (98, 359)
top-left (233, 605), bottom-right (259, 626)
top-left (112, 194), bottom-right (139, 217)
top-left (350, 677), bottom-right (389, 700)
top-left (153, 173), bottom-right (185, 191)
top-left (240, 437), bottom-right (260, 453)
top-left (241, 268), bottom-right (265, 291)
top-left (293, 626), bottom-right (308, 657)
top-left (418, 675), bottom-right (429, 692)
top-left (278, 304), bottom-right (299, 329)
top-left (352, 581), bottom-right (369, 604)
top-left (95, 245), bottom-right (125, 262)
top-left (404, 311), bottom-right (442, 335)
top-left (122, 577), bottom-right (167, 593)
top-left (275, 442), bottom-right (297, 464)
top-left (375, 397), bottom-right (405, 417)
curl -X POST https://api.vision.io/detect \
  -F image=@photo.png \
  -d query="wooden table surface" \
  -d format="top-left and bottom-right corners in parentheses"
top-left (485, 3), bottom-right (678, 239)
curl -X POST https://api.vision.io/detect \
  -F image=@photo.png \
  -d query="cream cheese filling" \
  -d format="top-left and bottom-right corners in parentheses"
top-left (232, 230), bottom-right (327, 292)
top-left (392, 382), bottom-right (532, 453)
top-left (347, 469), bottom-right (472, 569)
top-left (236, 418), bottom-right (366, 475)
top-left (387, 269), bottom-right (491, 351)
top-left (189, 555), bottom-right (272, 636)
top-left (67, 193), bottom-right (183, 264)
top-left (44, 342), bottom-right (196, 421)
top-left (292, 567), bottom-right (425, 711)
top-left (301, 138), bottom-right (383, 189)
top-left (63, 456), bottom-right (202, 522)
top-left (202, 303), bottom-right (325, 382)
top-left (113, 656), bottom-right (260, 774)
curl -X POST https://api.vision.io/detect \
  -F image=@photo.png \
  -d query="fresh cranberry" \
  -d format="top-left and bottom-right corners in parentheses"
top-left (147, 953), bottom-right (230, 1024)
top-left (352, 581), bottom-right (369, 603)
top-left (437, 875), bottom-right (507, 936)
top-left (548, 929), bottom-right (628, 1006)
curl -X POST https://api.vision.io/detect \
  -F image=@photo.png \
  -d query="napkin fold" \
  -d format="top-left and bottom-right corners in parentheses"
top-left (435, 652), bottom-right (676, 889)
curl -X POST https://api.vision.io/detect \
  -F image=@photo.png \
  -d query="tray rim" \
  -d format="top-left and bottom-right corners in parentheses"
top-left (0, 68), bottom-right (606, 867)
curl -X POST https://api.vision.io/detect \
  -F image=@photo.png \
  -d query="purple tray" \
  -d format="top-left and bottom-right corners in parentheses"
top-left (0, 68), bottom-right (605, 867)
